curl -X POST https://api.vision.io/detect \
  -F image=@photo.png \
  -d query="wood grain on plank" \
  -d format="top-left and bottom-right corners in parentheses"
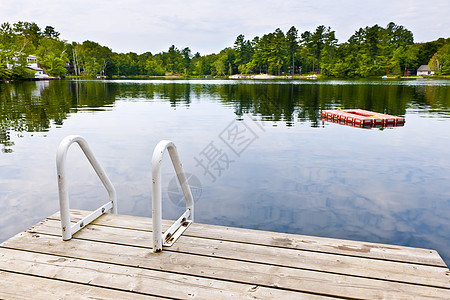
top-left (0, 270), bottom-right (156, 300)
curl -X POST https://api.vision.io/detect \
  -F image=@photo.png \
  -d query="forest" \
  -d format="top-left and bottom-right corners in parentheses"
top-left (1, 21), bottom-right (449, 79)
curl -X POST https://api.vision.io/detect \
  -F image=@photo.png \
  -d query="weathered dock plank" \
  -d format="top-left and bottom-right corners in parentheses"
top-left (0, 209), bottom-right (449, 299)
top-left (0, 270), bottom-right (156, 299)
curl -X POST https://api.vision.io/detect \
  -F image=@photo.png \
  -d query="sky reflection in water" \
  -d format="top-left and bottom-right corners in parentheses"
top-left (0, 79), bottom-right (449, 266)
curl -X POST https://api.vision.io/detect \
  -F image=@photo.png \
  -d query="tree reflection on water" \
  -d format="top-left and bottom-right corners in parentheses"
top-left (1, 79), bottom-right (450, 153)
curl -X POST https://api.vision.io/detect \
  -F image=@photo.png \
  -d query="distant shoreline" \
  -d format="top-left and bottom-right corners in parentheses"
top-left (8, 73), bottom-right (445, 82)
top-left (107, 74), bottom-right (450, 80)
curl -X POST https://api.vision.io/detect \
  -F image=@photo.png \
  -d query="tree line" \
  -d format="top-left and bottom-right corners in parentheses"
top-left (1, 21), bottom-right (449, 79)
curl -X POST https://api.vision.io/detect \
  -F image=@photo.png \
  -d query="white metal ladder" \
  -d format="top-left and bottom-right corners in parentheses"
top-left (56, 135), bottom-right (117, 241)
top-left (56, 136), bottom-right (194, 252)
top-left (151, 140), bottom-right (194, 252)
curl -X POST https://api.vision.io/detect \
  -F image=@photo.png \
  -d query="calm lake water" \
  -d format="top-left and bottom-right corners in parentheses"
top-left (1, 79), bottom-right (449, 265)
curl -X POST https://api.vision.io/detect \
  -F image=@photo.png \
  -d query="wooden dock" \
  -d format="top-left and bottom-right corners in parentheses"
top-left (0, 209), bottom-right (449, 299)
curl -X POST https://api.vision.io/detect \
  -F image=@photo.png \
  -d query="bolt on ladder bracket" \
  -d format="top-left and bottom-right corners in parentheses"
top-left (162, 208), bottom-right (192, 246)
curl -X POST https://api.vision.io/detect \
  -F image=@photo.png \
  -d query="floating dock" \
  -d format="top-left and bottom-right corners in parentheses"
top-left (321, 109), bottom-right (405, 128)
top-left (1, 209), bottom-right (449, 299)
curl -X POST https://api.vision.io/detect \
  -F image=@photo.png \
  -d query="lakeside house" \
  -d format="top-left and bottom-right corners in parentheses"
top-left (6, 55), bottom-right (49, 79)
top-left (25, 55), bottom-right (49, 79)
top-left (417, 65), bottom-right (434, 76)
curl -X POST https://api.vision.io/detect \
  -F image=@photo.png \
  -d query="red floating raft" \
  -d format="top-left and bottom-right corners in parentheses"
top-left (321, 109), bottom-right (405, 128)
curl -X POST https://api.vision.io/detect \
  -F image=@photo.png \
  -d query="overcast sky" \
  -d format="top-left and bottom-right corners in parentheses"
top-left (1, 0), bottom-right (448, 55)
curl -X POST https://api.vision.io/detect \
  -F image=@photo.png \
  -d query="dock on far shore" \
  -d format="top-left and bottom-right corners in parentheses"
top-left (0, 209), bottom-right (449, 299)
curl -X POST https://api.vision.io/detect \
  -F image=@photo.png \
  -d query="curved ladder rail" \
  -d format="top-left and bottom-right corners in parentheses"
top-left (56, 135), bottom-right (117, 240)
top-left (152, 140), bottom-right (194, 252)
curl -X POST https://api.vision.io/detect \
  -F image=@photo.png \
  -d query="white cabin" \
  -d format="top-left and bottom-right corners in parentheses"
top-left (417, 65), bottom-right (434, 76)
top-left (26, 55), bottom-right (49, 79)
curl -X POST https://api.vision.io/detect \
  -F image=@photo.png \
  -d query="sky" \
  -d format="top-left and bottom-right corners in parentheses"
top-left (0, 0), bottom-right (449, 55)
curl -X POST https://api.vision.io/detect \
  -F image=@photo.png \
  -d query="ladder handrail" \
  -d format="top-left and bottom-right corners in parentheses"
top-left (152, 140), bottom-right (194, 252)
top-left (56, 135), bottom-right (117, 240)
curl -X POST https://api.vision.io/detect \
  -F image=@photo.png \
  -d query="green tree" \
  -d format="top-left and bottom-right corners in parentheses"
top-left (346, 25), bottom-right (385, 76)
top-left (43, 26), bottom-right (60, 39)
top-left (223, 48), bottom-right (237, 75)
top-left (164, 45), bottom-right (184, 74)
top-left (388, 45), bottom-right (419, 75)
top-left (0, 22), bottom-right (16, 78)
top-left (41, 52), bottom-right (67, 76)
top-left (247, 36), bottom-right (267, 74)
top-left (386, 22), bottom-right (414, 48)
top-left (77, 41), bottom-right (114, 76)
top-left (234, 34), bottom-right (253, 74)
top-left (36, 37), bottom-right (68, 76)
top-left (342, 22), bottom-right (414, 77)
top-left (430, 43), bottom-right (450, 75)
top-left (416, 38), bottom-right (450, 66)
top-left (319, 28), bottom-right (338, 76)
top-left (301, 25), bottom-right (334, 74)
top-left (213, 49), bottom-right (234, 76)
top-left (268, 28), bottom-right (288, 75)
top-left (181, 47), bottom-right (192, 75)
top-left (13, 21), bottom-right (42, 51)
top-left (286, 26), bottom-right (299, 75)
top-left (113, 52), bottom-right (140, 76)
top-left (145, 56), bottom-right (165, 75)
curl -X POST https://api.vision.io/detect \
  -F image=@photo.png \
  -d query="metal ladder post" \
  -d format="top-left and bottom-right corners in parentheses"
top-left (152, 140), bottom-right (194, 252)
top-left (56, 135), bottom-right (117, 240)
